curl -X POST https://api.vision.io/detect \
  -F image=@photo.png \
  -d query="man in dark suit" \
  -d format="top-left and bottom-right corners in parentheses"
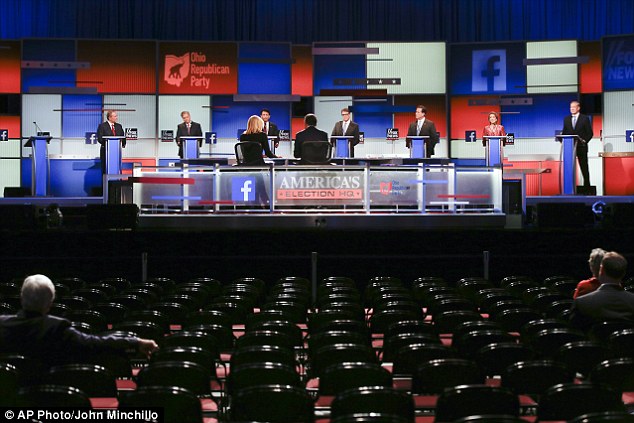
top-left (294, 113), bottom-right (329, 159)
top-left (562, 100), bottom-right (593, 188)
top-left (176, 110), bottom-right (203, 159)
top-left (261, 108), bottom-right (280, 148)
top-left (96, 110), bottom-right (125, 174)
top-left (331, 107), bottom-right (360, 157)
top-left (407, 105), bottom-right (439, 158)
top-left (570, 252), bottom-right (634, 331)
top-left (0, 274), bottom-right (158, 370)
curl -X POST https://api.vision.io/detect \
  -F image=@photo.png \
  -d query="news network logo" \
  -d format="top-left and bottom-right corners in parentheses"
top-left (85, 132), bottom-right (97, 145)
top-left (386, 128), bottom-right (399, 140)
top-left (0, 129), bottom-right (8, 141)
top-left (472, 50), bottom-right (507, 92)
top-left (232, 177), bottom-right (256, 202)
top-left (125, 128), bottom-right (138, 140)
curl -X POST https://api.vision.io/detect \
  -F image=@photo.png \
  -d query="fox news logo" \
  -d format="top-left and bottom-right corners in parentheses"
top-left (232, 177), bottom-right (256, 202)
top-left (386, 128), bottom-right (399, 140)
top-left (125, 128), bottom-right (138, 140)
top-left (472, 50), bottom-right (507, 92)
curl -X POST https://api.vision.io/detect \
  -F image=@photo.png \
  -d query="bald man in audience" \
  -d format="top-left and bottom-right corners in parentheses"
top-left (0, 274), bottom-right (158, 368)
top-left (570, 252), bottom-right (634, 331)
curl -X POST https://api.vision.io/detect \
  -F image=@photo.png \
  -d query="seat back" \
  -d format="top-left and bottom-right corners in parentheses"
top-left (330, 386), bottom-right (415, 422)
top-left (501, 360), bottom-right (574, 397)
top-left (17, 384), bottom-right (91, 407)
top-left (45, 363), bottom-right (117, 397)
top-left (435, 384), bottom-right (519, 423)
top-left (235, 141), bottom-right (265, 166)
top-left (319, 362), bottom-right (392, 396)
top-left (536, 382), bottom-right (625, 421)
top-left (300, 141), bottom-right (332, 164)
top-left (231, 384), bottom-right (315, 423)
top-left (412, 358), bottom-right (485, 394)
top-left (119, 386), bottom-right (202, 423)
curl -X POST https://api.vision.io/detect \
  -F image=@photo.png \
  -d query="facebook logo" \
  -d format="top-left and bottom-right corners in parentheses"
top-left (232, 177), bottom-right (256, 202)
top-left (472, 50), bottom-right (507, 92)
top-left (465, 130), bottom-right (476, 143)
top-left (85, 132), bottom-right (97, 145)
top-left (0, 129), bottom-right (8, 141)
top-left (626, 130), bottom-right (634, 143)
top-left (205, 131), bottom-right (217, 144)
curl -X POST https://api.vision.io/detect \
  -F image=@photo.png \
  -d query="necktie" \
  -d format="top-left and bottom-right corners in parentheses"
top-left (187, 123), bottom-right (191, 135)
top-left (417, 121), bottom-right (422, 136)
top-left (264, 123), bottom-right (268, 134)
top-left (572, 115), bottom-right (577, 129)
top-left (111, 124), bottom-right (115, 135)
top-left (343, 122), bottom-right (348, 134)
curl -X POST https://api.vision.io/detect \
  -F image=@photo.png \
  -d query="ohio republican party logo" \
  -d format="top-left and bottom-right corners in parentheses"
top-left (164, 53), bottom-right (191, 87)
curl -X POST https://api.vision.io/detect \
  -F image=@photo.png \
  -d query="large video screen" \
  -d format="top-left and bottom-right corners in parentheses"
top-left (313, 42), bottom-right (446, 96)
top-left (450, 42), bottom-right (526, 95)
top-left (603, 35), bottom-right (634, 91)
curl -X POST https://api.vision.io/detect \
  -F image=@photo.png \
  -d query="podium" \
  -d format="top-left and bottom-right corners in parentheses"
top-left (103, 136), bottom-right (126, 175)
top-left (331, 136), bottom-right (354, 158)
top-left (483, 136), bottom-right (505, 167)
top-left (406, 136), bottom-right (429, 159)
top-left (555, 134), bottom-right (579, 195)
top-left (267, 136), bottom-right (278, 155)
top-left (25, 135), bottom-right (52, 196)
top-left (181, 136), bottom-right (203, 160)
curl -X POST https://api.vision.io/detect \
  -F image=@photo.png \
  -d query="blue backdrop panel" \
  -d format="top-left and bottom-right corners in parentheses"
top-left (450, 42), bottom-right (526, 95)
top-left (212, 96), bottom-right (290, 139)
top-left (62, 95), bottom-right (103, 138)
top-left (22, 40), bottom-right (76, 92)
top-left (603, 35), bottom-right (634, 91)
top-left (238, 43), bottom-right (291, 94)
top-left (21, 158), bottom-right (101, 197)
top-left (313, 43), bottom-right (367, 95)
top-left (501, 94), bottom-right (572, 138)
top-left (353, 99), bottom-right (393, 138)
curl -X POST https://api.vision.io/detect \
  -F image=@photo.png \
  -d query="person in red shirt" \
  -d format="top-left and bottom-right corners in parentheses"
top-left (573, 248), bottom-right (606, 299)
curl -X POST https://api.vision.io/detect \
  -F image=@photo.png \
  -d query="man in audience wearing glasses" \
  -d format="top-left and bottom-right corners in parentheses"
top-left (570, 252), bottom-right (634, 331)
top-left (0, 274), bottom-right (158, 369)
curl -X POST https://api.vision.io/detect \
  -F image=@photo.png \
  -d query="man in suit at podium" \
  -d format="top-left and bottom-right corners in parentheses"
top-left (562, 100), bottom-right (593, 188)
top-left (260, 108), bottom-right (280, 148)
top-left (96, 110), bottom-right (125, 174)
top-left (176, 111), bottom-right (203, 159)
top-left (331, 107), bottom-right (360, 157)
top-left (294, 113), bottom-right (329, 158)
top-left (407, 105), bottom-right (439, 158)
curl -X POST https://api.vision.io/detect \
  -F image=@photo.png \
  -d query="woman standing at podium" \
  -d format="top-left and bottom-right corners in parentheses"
top-left (483, 111), bottom-right (506, 137)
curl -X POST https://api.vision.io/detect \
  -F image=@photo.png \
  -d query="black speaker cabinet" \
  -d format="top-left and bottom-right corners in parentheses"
top-left (0, 205), bottom-right (37, 230)
top-left (86, 204), bottom-right (139, 230)
top-left (536, 203), bottom-right (591, 228)
top-left (609, 203), bottom-right (634, 228)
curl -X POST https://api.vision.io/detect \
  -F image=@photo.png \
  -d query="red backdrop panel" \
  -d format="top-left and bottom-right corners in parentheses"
top-left (0, 116), bottom-right (21, 140)
top-left (393, 95), bottom-right (446, 139)
top-left (291, 117), bottom-right (305, 141)
top-left (0, 41), bottom-right (21, 93)
top-left (604, 157), bottom-right (634, 195)
top-left (77, 41), bottom-right (155, 93)
top-left (292, 45), bottom-right (313, 97)
top-left (450, 96), bottom-right (501, 138)
top-left (579, 41), bottom-right (602, 94)
top-left (504, 159), bottom-right (562, 196)
top-left (159, 42), bottom-right (237, 94)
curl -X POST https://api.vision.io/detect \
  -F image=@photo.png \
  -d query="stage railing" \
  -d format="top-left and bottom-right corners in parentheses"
top-left (131, 163), bottom-right (502, 214)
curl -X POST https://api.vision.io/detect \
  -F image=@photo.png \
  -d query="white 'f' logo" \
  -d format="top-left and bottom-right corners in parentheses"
top-left (241, 180), bottom-right (253, 201)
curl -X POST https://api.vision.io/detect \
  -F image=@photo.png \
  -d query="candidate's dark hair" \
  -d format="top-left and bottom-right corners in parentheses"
top-left (304, 113), bottom-right (317, 126)
top-left (416, 105), bottom-right (427, 114)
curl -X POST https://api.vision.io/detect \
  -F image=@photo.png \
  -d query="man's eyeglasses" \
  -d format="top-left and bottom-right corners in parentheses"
top-left (341, 113), bottom-right (349, 116)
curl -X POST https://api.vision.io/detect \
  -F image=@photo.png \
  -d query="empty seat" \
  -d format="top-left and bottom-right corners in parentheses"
top-left (412, 358), bottom-right (485, 394)
top-left (319, 362), bottom-right (392, 396)
top-left (119, 386), bottom-right (202, 423)
top-left (434, 385), bottom-right (520, 423)
top-left (475, 342), bottom-right (534, 377)
top-left (557, 341), bottom-right (611, 377)
top-left (392, 343), bottom-right (454, 376)
top-left (536, 382), bottom-right (625, 421)
top-left (501, 360), bottom-right (574, 398)
top-left (16, 384), bottom-right (91, 407)
top-left (590, 358), bottom-right (634, 393)
top-left (330, 386), bottom-right (415, 422)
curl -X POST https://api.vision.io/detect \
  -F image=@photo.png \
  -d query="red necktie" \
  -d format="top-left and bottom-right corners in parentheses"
top-left (111, 124), bottom-right (115, 135)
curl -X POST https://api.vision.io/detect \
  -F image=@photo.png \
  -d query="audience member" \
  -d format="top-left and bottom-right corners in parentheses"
top-left (570, 252), bottom-right (634, 331)
top-left (0, 274), bottom-right (158, 369)
top-left (573, 248), bottom-right (606, 299)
